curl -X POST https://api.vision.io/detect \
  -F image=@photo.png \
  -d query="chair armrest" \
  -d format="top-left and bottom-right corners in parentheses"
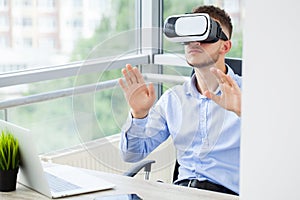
top-left (123, 160), bottom-right (155, 180)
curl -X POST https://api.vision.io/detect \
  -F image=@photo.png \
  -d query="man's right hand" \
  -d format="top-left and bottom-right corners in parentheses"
top-left (118, 64), bottom-right (156, 119)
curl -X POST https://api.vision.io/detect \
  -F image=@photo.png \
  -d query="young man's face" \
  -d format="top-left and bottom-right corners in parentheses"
top-left (184, 40), bottom-right (222, 68)
top-left (184, 18), bottom-right (230, 69)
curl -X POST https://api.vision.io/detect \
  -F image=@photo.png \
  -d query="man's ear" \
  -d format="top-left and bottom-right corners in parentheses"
top-left (220, 40), bottom-right (232, 54)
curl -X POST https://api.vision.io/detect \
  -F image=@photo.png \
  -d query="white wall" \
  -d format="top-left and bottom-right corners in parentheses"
top-left (241, 0), bottom-right (300, 199)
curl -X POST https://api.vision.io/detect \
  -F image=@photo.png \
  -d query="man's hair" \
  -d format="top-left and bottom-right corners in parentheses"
top-left (192, 5), bottom-right (233, 39)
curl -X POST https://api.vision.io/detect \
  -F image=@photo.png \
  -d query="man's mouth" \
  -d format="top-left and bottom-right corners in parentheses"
top-left (188, 48), bottom-right (203, 54)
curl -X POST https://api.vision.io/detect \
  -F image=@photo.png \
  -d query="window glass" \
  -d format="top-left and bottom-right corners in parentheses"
top-left (6, 81), bottom-right (128, 154)
top-left (0, 0), bottom-right (136, 72)
top-left (37, 0), bottom-right (56, 9)
top-left (0, 15), bottom-right (9, 30)
top-left (0, 35), bottom-right (9, 48)
top-left (0, 1), bottom-right (245, 155)
top-left (3, 67), bottom-right (129, 154)
top-left (0, 0), bottom-right (136, 153)
top-left (0, 0), bottom-right (8, 8)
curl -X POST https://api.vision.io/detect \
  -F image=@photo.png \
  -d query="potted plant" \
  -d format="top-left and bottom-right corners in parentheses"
top-left (0, 129), bottom-right (20, 192)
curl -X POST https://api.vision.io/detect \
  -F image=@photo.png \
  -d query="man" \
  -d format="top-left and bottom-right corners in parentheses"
top-left (118, 5), bottom-right (241, 195)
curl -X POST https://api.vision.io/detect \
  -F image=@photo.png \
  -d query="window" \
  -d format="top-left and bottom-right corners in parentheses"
top-left (0, 64), bottom-right (27, 72)
top-left (37, 0), bottom-right (56, 9)
top-left (0, 0), bottom-right (244, 154)
top-left (22, 17), bottom-right (33, 27)
top-left (0, 15), bottom-right (9, 31)
top-left (0, 35), bottom-right (9, 48)
top-left (2, 0), bottom-right (135, 72)
top-left (23, 0), bottom-right (32, 6)
top-left (73, 0), bottom-right (83, 8)
top-left (38, 17), bottom-right (57, 32)
top-left (0, 0), bottom-right (8, 9)
top-left (224, 0), bottom-right (240, 12)
top-left (14, 0), bottom-right (32, 7)
top-left (1, 0), bottom-right (137, 154)
top-left (39, 37), bottom-right (56, 49)
top-left (22, 37), bottom-right (32, 48)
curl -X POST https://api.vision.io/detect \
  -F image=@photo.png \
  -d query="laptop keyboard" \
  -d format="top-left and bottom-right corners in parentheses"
top-left (45, 172), bottom-right (81, 193)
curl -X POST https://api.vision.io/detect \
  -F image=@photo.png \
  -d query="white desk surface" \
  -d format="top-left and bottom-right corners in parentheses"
top-left (0, 170), bottom-right (239, 200)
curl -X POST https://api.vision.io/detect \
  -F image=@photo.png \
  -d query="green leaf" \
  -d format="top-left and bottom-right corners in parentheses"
top-left (0, 129), bottom-right (20, 171)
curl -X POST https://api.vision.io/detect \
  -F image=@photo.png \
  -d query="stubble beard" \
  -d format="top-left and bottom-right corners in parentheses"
top-left (186, 49), bottom-right (220, 69)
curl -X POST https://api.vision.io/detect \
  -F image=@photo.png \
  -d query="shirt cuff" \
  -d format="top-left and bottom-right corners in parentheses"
top-left (122, 112), bottom-right (148, 133)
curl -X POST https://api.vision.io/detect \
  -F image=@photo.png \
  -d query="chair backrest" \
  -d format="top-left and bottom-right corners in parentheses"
top-left (172, 57), bottom-right (242, 183)
top-left (225, 57), bottom-right (242, 76)
top-left (172, 160), bottom-right (180, 182)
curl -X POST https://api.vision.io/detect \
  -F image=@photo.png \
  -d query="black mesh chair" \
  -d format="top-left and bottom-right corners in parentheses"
top-left (225, 57), bottom-right (242, 76)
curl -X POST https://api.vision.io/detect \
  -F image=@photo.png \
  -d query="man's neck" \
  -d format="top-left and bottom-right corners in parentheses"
top-left (194, 62), bottom-right (227, 95)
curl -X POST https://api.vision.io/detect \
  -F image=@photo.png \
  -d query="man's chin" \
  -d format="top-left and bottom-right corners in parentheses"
top-left (186, 60), bottom-right (212, 69)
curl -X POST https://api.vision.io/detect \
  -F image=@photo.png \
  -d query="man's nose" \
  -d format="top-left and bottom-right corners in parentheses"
top-left (183, 41), bottom-right (201, 46)
top-left (183, 41), bottom-right (202, 46)
top-left (189, 41), bottom-right (201, 45)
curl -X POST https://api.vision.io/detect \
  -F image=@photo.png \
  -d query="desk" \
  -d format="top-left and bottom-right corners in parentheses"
top-left (0, 170), bottom-right (239, 200)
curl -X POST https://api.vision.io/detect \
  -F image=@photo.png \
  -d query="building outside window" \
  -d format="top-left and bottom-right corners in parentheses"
top-left (0, 0), bottom-right (244, 154)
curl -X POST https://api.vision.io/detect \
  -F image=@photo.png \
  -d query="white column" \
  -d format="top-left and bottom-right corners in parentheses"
top-left (241, 0), bottom-right (300, 199)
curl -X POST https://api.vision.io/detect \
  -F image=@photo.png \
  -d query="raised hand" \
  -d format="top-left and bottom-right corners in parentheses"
top-left (119, 64), bottom-right (156, 119)
top-left (204, 67), bottom-right (241, 117)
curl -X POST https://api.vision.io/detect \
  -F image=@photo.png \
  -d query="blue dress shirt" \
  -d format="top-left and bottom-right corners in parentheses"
top-left (120, 66), bottom-right (242, 194)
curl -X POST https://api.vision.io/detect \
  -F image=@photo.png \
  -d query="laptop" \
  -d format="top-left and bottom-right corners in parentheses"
top-left (0, 119), bottom-right (115, 198)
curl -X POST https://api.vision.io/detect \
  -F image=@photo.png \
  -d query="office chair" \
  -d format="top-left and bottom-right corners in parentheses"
top-left (123, 159), bottom-right (155, 180)
top-left (225, 57), bottom-right (242, 76)
top-left (124, 57), bottom-right (242, 182)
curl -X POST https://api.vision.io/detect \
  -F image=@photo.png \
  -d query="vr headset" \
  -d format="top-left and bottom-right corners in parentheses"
top-left (163, 13), bottom-right (228, 44)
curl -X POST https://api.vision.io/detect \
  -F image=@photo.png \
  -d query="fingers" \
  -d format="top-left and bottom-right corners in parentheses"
top-left (148, 83), bottom-right (156, 99)
top-left (122, 64), bottom-right (133, 86)
top-left (133, 67), bottom-right (145, 84)
top-left (204, 90), bottom-right (221, 103)
top-left (118, 78), bottom-right (127, 90)
top-left (224, 72), bottom-right (239, 89)
top-left (121, 64), bottom-right (144, 86)
top-left (210, 67), bottom-right (238, 89)
top-left (210, 67), bottom-right (227, 85)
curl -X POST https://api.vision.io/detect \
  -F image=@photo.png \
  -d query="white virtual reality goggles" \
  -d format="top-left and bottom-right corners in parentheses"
top-left (163, 13), bottom-right (229, 44)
